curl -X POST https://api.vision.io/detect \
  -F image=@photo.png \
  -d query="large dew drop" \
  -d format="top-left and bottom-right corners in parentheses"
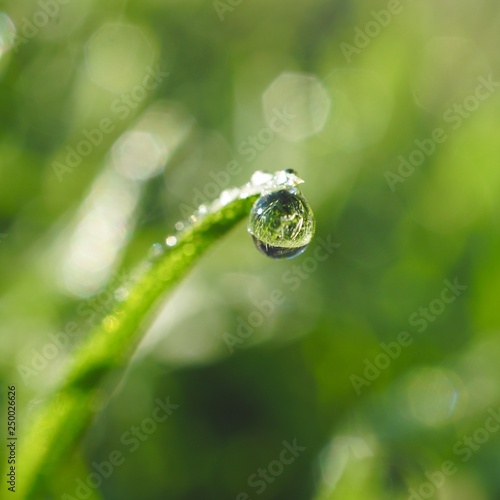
top-left (248, 188), bottom-right (315, 259)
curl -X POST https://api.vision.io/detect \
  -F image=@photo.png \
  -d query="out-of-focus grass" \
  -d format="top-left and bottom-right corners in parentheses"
top-left (18, 185), bottom-right (260, 497)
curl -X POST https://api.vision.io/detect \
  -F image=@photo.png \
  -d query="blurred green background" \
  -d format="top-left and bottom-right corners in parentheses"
top-left (2, 0), bottom-right (500, 498)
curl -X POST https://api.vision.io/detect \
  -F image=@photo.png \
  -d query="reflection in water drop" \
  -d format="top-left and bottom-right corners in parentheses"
top-left (248, 188), bottom-right (315, 259)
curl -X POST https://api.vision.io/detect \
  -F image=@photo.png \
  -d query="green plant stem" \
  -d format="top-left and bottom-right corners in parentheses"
top-left (19, 194), bottom-right (258, 498)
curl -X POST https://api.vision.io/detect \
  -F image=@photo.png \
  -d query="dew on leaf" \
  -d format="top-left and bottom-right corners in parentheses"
top-left (248, 188), bottom-right (315, 259)
top-left (166, 236), bottom-right (177, 247)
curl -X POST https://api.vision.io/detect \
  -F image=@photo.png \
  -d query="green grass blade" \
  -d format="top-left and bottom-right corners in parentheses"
top-left (19, 191), bottom-right (259, 498)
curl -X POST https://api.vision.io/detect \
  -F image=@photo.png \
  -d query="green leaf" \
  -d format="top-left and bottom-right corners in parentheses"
top-left (19, 170), bottom-right (305, 498)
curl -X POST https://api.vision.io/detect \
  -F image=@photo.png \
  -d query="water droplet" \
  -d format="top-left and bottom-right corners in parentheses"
top-left (251, 171), bottom-right (273, 186)
top-left (219, 187), bottom-right (240, 205)
top-left (149, 242), bottom-right (164, 259)
top-left (248, 188), bottom-right (315, 259)
top-left (166, 235), bottom-right (177, 247)
top-left (274, 170), bottom-right (288, 186)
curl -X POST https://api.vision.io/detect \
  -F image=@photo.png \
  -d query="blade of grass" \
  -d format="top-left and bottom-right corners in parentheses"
top-left (19, 170), bottom-right (306, 497)
top-left (19, 192), bottom-right (261, 497)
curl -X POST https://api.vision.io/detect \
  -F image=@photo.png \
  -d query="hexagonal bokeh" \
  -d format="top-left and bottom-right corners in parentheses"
top-left (85, 23), bottom-right (157, 93)
top-left (262, 72), bottom-right (331, 142)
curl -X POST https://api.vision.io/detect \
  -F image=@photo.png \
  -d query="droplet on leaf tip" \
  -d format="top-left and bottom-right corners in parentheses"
top-left (248, 188), bottom-right (315, 259)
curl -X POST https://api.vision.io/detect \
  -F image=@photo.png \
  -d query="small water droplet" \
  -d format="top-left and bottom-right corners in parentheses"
top-left (166, 235), bottom-right (177, 247)
top-left (220, 187), bottom-right (240, 205)
top-left (274, 170), bottom-right (288, 185)
top-left (175, 221), bottom-right (185, 231)
top-left (251, 171), bottom-right (273, 186)
top-left (248, 188), bottom-right (315, 259)
top-left (149, 242), bottom-right (164, 259)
